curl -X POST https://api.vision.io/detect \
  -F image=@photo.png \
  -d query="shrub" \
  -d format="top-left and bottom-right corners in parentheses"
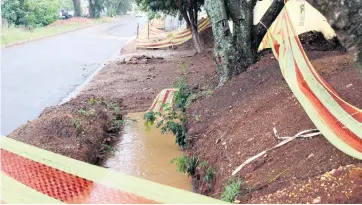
top-left (1, 0), bottom-right (59, 28)
top-left (171, 155), bottom-right (200, 177)
top-left (204, 165), bottom-right (216, 182)
top-left (160, 120), bottom-right (187, 148)
top-left (1, 0), bottom-right (27, 25)
top-left (220, 178), bottom-right (242, 203)
top-left (24, 0), bottom-right (60, 27)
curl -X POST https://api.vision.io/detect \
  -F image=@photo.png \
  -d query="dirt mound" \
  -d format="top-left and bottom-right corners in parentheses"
top-left (7, 33), bottom-right (361, 202)
top-left (81, 49), bottom-right (218, 114)
top-left (7, 47), bottom-right (217, 167)
top-left (47, 17), bottom-right (94, 27)
top-left (186, 51), bottom-right (362, 203)
top-left (118, 55), bottom-right (165, 65)
top-left (9, 96), bottom-right (123, 164)
top-left (251, 163), bottom-right (362, 203)
top-left (299, 31), bottom-right (345, 51)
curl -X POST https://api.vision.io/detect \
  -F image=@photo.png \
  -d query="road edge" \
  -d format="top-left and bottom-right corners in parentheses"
top-left (1, 17), bottom-right (126, 49)
top-left (58, 35), bottom-right (137, 105)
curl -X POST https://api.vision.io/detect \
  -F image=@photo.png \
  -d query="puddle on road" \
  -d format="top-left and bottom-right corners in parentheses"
top-left (104, 112), bottom-right (192, 191)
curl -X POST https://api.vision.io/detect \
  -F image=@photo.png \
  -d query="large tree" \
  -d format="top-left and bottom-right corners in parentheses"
top-left (105, 0), bottom-right (132, 16)
top-left (308, 0), bottom-right (362, 79)
top-left (136, 0), bottom-right (205, 53)
top-left (205, 0), bottom-right (285, 86)
top-left (88, 0), bottom-right (104, 18)
top-left (72, 0), bottom-right (81, 17)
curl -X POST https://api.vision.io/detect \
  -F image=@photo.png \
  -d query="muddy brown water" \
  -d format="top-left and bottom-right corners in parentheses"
top-left (104, 112), bottom-right (192, 191)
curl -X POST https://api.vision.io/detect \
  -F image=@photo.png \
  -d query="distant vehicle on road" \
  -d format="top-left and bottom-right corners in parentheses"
top-left (60, 9), bottom-right (73, 19)
top-left (135, 13), bottom-right (143, 17)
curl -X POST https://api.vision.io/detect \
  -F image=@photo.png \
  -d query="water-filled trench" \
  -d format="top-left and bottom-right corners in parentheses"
top-left (104, 112), bottom-right (192, 191)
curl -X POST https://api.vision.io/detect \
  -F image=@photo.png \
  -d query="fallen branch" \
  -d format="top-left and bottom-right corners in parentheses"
top-left (232, 128), bottom-right (321, 176)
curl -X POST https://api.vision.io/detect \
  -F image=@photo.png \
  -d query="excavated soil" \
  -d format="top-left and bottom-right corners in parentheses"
top-left (186, 51), bottom-right (362, 203)
top-left (8, 43), bottom-right (217, 165)
top-left (8, 97), bottom-right (124, 164)
top-left (47, 18), bottom-right (95, 27)
top-left (7, 29), bottom-right (362, 203)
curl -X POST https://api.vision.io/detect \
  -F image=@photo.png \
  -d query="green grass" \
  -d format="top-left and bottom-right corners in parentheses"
top-left (1, 23), bottom-right (85, 45)
top-left (1, 17), bottom-right (116, 46)
top-left (220, 178), bottom-right (242, 203)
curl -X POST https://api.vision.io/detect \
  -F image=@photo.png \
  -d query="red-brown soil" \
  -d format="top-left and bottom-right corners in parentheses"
top-left (47, 17), bottom-right (95, 27)
top-left (7, 30), bottom-right (362, 203)
top-left (8, 43), bottom-right (217, 164)
top-left (186, 51), bottom-right (362, 203)
top-left (78, 49), bottom-right (218, 114)
top-left (8, 97), bottom-right (123, 164)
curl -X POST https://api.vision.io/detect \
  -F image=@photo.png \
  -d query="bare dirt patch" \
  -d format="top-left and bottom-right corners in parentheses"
top-left (79, 48), bottom-right (218, 114)
top-left (9, 97), bottom-right (123, 164)
top-left (186, 51), bottom-right (362, 203)
top-left (47, 17), bottom-right (95, 27)
top-left (8, 39), bottom-right (218, 165)
top-left (7, 28), bottom-right (361, 203)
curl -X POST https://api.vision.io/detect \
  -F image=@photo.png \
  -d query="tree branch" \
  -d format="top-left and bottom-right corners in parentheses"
top-left (252, 0), bottom-right (285, 50)
top-left (176, 0), bottom-right (192, 29)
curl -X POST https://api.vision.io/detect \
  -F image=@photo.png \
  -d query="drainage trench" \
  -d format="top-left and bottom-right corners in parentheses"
top-left (104, 112), bottom-right (192, 191)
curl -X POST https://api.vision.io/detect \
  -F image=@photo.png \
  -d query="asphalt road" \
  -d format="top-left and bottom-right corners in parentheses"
top-left (1, 16), bottom-right (147, 135)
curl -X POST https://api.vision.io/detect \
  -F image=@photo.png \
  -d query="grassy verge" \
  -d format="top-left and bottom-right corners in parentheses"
top-left (1, 17), bottom-right (116, 46)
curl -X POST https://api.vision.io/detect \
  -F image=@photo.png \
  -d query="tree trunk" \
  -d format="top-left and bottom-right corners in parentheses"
top-left (72, 0), bottom-right (81, 17)
top-left (206, 0), bottom-right (284, 86)
top-left (227, 0), bottom-right (256, 72)
top-left (88, 0), bottom-right (94, 18)
top-left (308, 0), bottom-right (362, 79)
top-left (205, 0), bottom-right (236, 86)
top-left (176, 0), bottom-right (203, 53)
top-left (190, 24), bottom-right (203, 53)
top-left (88, 0), bottom-right (100, 18)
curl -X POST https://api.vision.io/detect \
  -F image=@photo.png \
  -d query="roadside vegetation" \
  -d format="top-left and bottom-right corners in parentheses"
top-left (4, 0), bottom-right (362, 202)
top-left (2, 22), bottom-right (80, 45)
top-left (171, 155), bottom-right (217, 194)
top-left (1, 18), bottom-right (114, 46)
top-left (144, 75), bottom-right (192, 149)
top-left (220, 178), bottom-right (243, 203)
top-left (0, 0), bottom-right (132, 46)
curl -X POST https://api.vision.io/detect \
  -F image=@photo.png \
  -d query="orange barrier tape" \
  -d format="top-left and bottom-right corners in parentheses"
top-left (268, 2), bottom-right (362, 159)
top-left (1, 137), bottom-right (224, 204)
top-left (136, 18), bottom-right (211, 49)
top-left (1, 149), bottom-right (157, 204)
top-left (148, 89), bottom-right (179, 113)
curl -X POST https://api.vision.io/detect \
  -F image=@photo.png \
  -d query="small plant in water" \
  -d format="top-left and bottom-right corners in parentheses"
top-left (126, 117), bottom-right (137, 123)
top-left (102, 144), bottom-right (117, 152)
top-left (144, 77), bottom-right (192, 149)
top-left (220, 178), bottom-right (242, 203)
top-left (144, 111), bottom-right (157, 130)
top-left (171, 155), bottom-right (200, 177)
top-left (160, 121), bottom-right (187, 148)
top-left (113, 119), bottom-right (124, 129)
